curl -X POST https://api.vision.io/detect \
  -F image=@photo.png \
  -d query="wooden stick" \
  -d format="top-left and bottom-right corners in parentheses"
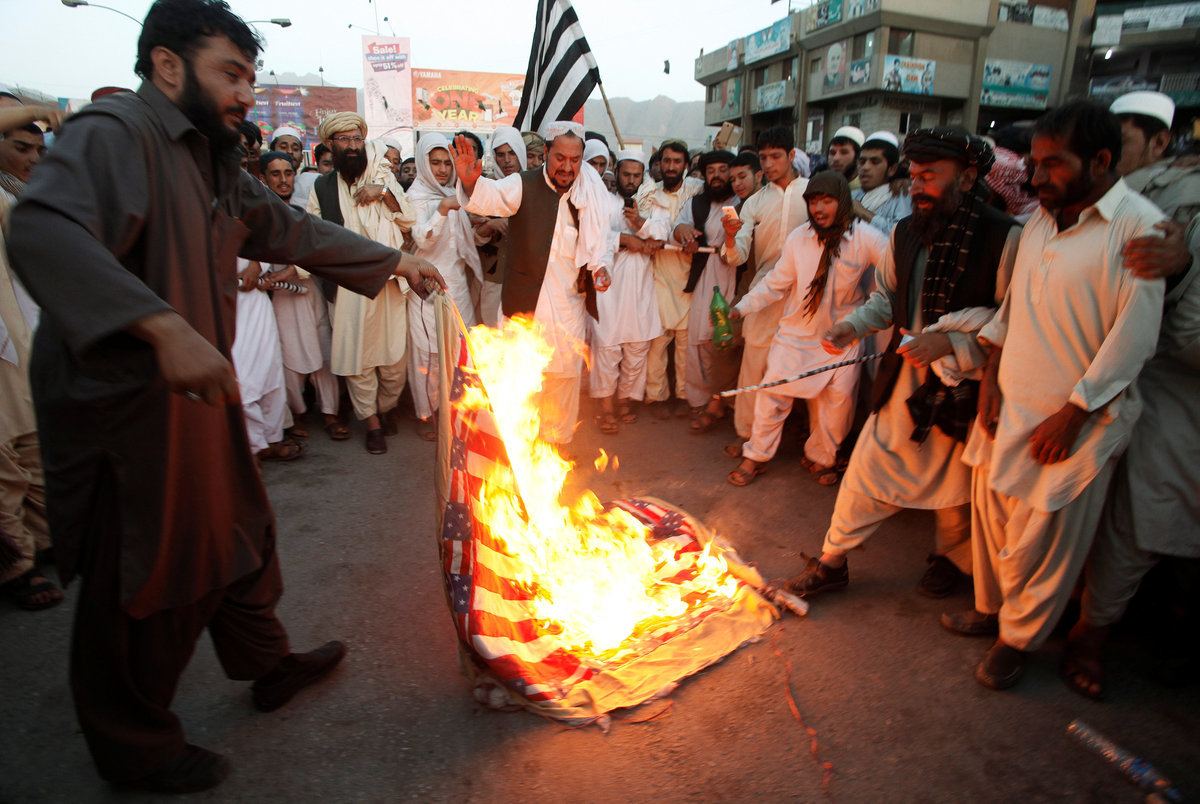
top-left (597, 81), bottom-right (624, 150)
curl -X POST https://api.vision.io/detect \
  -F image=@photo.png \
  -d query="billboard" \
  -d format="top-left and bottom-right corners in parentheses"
top-left (849, 57), bottom-right (872, 88)
top-left (756, 80), bottom-right (790, 112)
top-left (411, 69), bottom-right (525, 133)
top-left (821, 40), bottom-right (850, 94)
top-left (247, 85), bottom-right (360, 151)
top-left (716, 76), bottom-right (741, 120)
top-left (883, 56), bottom-right (936, 96)
top-left (361, 36), bottom-right (414, 141)
top-left (805, 0), bottom-right (843, 32)
top-left (745, 18), bottom-right (791, 65)
top-left (980, 60), bottom-right (1052, 109)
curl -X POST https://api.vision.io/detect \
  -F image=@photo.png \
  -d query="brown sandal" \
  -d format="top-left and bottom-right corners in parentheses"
top-left (257, 441), bottom-right (305, 462)
top-left (595, 413), bottom-right (619, 434)
top-left (323, 418), bottom-right (351, 441)
top-left (617, 403), bottom-right (638, 424)
top-left (728, 460), bottom-right (766, 486)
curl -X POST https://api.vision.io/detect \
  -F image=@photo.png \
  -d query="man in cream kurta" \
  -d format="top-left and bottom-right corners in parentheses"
top-left (721, 126), bottom-right (810, 441)
top-left (638, 141), bottom-right (703, 414)
top-left (452, 122), bottom-right (613, 445)
top-left (591, 150), bottom-right (665, 430)
top-left (961, 103), bottom-right (1165, 691)
top-left (731, 172), bottom-right (887, 481)
top-left (307, 113), bottom-right (416, 454)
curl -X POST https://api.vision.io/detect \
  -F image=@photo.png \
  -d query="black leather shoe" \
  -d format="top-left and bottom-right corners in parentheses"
top-left (125, 744), bottom-right (230, 794)
top-left (785, 556), bottom-right (849, 597)
top-left (365, 428), bottom-right (387, 454)
top-left (941, 609), bottom-right (1000, 637)
top-left (252, 640), bottom-right (348, 712)
top-left (918, 554), bottom-right (965, 598)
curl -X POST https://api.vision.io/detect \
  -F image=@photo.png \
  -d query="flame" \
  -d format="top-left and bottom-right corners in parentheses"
top-left (461, 316), bottom-right (741, 662)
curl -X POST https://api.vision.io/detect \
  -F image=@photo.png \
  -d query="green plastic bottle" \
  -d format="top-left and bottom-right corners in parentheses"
top-left (711, 285), bottom-right (734, 349)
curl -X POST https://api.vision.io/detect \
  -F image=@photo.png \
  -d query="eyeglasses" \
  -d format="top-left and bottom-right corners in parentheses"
top-left (332, 135), bottom-right (364, 145)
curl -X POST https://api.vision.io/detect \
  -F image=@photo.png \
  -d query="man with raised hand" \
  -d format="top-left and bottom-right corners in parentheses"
top-left (451, 120), bottom-right (613, 445)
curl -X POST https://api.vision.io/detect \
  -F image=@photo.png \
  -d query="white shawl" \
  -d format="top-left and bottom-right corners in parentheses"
top-left (408, 134), bottom-right (483, 282)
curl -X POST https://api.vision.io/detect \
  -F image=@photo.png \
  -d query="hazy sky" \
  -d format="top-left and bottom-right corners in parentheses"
top-left (2, 0), bottom-right (797, 103)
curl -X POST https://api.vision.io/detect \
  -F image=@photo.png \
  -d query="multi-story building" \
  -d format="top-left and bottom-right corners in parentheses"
top-left (1084, 0), bottom-right (1199, 144)
top-left (696, 0), bottom-right (1093, 151)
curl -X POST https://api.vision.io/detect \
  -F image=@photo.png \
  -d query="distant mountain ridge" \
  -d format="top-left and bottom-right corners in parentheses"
top-left (583, 95), bottom-right (713, 150)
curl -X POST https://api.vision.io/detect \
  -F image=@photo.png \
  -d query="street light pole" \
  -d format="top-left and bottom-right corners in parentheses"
top-left (59, 0), bottom-right (141, 26)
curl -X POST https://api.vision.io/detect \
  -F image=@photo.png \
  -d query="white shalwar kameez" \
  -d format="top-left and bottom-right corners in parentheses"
top-left (409, 134), bottom-right (484, 420)
top-left (458, 163), bottom-right (612, 444)
top-left (735, 221), bottom-right (887, 467)
top-left (675, 198), bottom-right (739, 407)
top-left (307, 140), bottom-right (415, 422)
top-left (822, 226), bottom-right (1020, 573)
top-left (232, 259), bottom-right (287, 452)
top-left (964, 180), bottom-right (1165, 651)
top-left (721, 176), bottom-right (810, 437)
top-left (590, 195), bottom-right (666, 400)
top-left (639, 177), bottom-right (704, 402)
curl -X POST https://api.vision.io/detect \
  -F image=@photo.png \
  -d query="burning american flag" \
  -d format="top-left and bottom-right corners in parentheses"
top-left (432, 295), bottom-right (780, 722)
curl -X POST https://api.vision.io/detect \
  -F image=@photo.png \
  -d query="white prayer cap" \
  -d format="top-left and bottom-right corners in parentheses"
top-left (831, 125), bottom-right (865, 148)
top-left (863, 130), bottom-right (899, 149)
top-left (583, 139), bottom-right (609, 165)
top-left (1111, 91), bottom-right (1174, 128)
top-left (381, 136), bottom-right (405, 155)
top-left (0, 84), bottom-right (20, 102)
top-left (271, 125), bottom-right (304, 143)
top-left (616, 148), bottom-right (646, 167)
top-left (537, 119), bottom-right (585, 143)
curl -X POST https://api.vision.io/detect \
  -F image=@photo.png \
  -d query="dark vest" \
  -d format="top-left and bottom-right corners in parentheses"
top-left (869, 203), bottom-right (1016, 412)
top-left (498, 169), bottom-right (597, 320)
top-left (312, 171), bottom-right (345, 302)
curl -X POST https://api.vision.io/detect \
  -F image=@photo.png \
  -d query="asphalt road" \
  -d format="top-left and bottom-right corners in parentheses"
top-left (2, 398), bottom-right (1197, 803)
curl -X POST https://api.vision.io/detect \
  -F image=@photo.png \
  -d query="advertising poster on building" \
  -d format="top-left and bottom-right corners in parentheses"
top-left (980, 60), bottom-right (1052, 109)
top-left (845, 0), bottom-right (880, 19)
top-left (1088, 74), bottom-right (1162, 101)
top-left (883, 55), bottom-right (935, 95)
top-left (849, 58), bottom-right (872, 87)
top-left (717, 76), bottom-right (741, 120)
top-left (1122, 2), bottom-right (1200, 32)
top-left (727, 40), bottom-right (740, 72)
top-left (361, 36), bottom-right (414, 141)
top-left (805, 0), bottom-right (843, 32)
top-left (745, 18), bottom-right (791, 65)
top-left (806, 109), bottom-right (825, 153)
top-left (411, 70), bottom-right (525, 133)
top-left (756, 80), bottom-right (789, 112)
top-left (247, 85), bottom-right (360, 151)
top-left (822, 40), bottom-right (849, 94)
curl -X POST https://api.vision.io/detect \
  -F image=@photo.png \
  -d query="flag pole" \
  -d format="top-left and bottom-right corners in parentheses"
top-left (597, 81), bottom-right (625, 150)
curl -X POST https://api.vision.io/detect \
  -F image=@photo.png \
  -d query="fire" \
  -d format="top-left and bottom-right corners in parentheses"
top-left (460, 316), bottom-right (741, 662)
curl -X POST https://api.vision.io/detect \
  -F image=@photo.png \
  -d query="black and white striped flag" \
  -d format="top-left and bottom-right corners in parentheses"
top-left (513, 0), bottom-right (601, 132)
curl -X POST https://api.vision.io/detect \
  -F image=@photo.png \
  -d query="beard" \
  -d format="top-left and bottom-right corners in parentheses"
top-left (910, 184), bottom-right (964, 247)
top-left (706, 176), bottom-right (733, 201)
top-left (333, 147), bottom-right (368, 183)
top-left (179, 61), bottom-right (243, 157)
top-left (661, 168), bottom-right (682, 191)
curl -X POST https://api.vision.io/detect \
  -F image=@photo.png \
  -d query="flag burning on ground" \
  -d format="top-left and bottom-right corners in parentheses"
top-left (433, 295), bottom-right (796, 723)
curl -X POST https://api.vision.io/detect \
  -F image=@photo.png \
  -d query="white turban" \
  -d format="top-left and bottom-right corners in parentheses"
top-left (318, 112), bottom-right (367, 142)
top-left (616, 148), bottom-right (646, 167)
top-left (537, 119), bottom-right (585, 144)
top-left (792, 150), bottom-right (811, 178)
top-left (583, 139), bottom-right (609, 169)
top-left (488, 125), bottom-right (527, 176)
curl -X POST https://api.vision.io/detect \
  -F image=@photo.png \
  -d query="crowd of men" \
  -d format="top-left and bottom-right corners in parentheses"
top-left (0, 0), bottom-right (1198, 793)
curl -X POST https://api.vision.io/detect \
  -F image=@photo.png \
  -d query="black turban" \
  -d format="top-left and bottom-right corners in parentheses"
top-left (902, 127), bottom-right (995, 178)
top-left (698, 149), bottom-right (736, 171)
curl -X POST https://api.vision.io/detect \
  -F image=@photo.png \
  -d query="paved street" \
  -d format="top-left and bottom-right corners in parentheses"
top-left (2, 399), bottom-right (1197, 803)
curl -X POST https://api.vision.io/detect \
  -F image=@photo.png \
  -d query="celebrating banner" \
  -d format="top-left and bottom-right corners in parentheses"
top-left (412, 70), bottom-right (526, 133)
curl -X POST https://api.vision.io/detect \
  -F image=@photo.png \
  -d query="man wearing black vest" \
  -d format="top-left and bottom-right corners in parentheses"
top-left (672, 150), bottom-right (740, 431)
top-left (789, 128), bottom-right (1021, 601)
top-left (450, 121), bottom-right (613, 445)
top-left (307, 112), bottom-right (416, 455)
